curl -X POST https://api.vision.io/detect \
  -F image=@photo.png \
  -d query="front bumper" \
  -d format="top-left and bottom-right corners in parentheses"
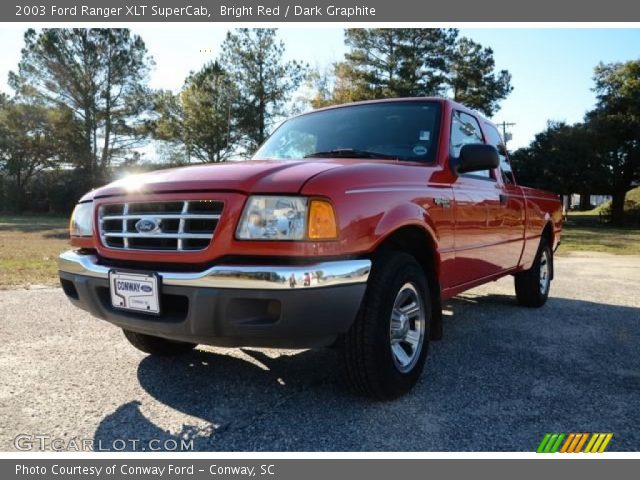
top-left (58, 250), bottom-right (371, 348)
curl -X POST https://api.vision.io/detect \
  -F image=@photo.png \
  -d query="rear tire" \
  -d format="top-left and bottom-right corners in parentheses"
top-left (122, 329), bottom-right (197, 356)
top-left (515, 241), bottom-right (552, 308)
top-left (342, 252), bottom-right (430, 400)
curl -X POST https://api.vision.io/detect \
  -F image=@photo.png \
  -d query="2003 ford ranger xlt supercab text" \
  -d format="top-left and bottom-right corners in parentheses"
top-left (59, 98), bottom-right (562, 399)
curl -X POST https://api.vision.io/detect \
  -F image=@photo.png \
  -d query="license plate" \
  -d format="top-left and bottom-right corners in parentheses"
top-left (109, 270), bottom-right (160, 315)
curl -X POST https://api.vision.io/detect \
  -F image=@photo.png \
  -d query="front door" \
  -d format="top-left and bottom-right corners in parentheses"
top-left (449, 110), bottom-right (509, 286)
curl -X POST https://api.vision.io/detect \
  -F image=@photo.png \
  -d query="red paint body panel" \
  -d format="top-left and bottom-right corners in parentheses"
top-left (81, 160), bottom-right (343, 200)
top-left (72, 98), bottom-right (562, 300)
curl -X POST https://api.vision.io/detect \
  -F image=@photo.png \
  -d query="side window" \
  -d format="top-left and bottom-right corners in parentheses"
top-left (450, 111), bottom-right (491, 179)
top-left (484, 123), bottom-right (515, 185)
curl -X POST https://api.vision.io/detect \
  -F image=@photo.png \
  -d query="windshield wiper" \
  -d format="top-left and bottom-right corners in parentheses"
top-left (303, 148), bottom-right (399, 160)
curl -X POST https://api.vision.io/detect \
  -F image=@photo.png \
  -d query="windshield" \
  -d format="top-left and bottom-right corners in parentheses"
top-left (253, 101), bottom-right (442, 162)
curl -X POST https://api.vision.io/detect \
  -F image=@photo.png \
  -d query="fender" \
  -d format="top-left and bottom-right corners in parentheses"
top-left (371, 202), bottom-right (439, 255)
top-left (519, 212), bottom-right (555, 272)
top-left (368, 203), bottom-right (444, 341)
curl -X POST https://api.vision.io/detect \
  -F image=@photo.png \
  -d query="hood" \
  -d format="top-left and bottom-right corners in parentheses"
top-left (82, 160), bottom-right (344, 201)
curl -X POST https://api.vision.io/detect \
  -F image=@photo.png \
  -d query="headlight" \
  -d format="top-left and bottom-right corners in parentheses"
top-left (236, 196), bottom-right (337, 241)
top-left (69, 202), bottom-right (94, 237)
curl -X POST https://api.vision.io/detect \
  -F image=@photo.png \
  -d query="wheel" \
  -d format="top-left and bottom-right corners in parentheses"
top-left (122, 329), bottom-right (197, 356)
top-left (342, 251), bottom-right (430, 400)
top-left (515, 241), bottom-right (552, 308)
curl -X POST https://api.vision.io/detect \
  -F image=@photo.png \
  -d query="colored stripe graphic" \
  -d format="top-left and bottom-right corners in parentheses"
top-left (537, 433), bottom-right (566, 453)
top-left (550, 433), bottom-right (566, 453)
top-left (598, 434), bottom-right (613, 453)
top-left (537, 433), bottom-right (612, 453)
top-left (560, 433), bottom-right (576, 453)
top-left (591, 434), bottom-right (606, 453)
top-left (584, 433), bottom-right (614, 453)
top-left (574, 433), bottom-right (590, 453)
top-left (584, 433), bottom-right (598, 453)
top-left (566, 433), bottom-right (587, 453)
top-left (536, 433), bottom-right (552, 453)
top-left (544, 434), bottom-right (559, 453)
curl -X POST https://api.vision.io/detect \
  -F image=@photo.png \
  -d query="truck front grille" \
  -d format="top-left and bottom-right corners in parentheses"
top-left (99, 200), bottom-right (223, 251)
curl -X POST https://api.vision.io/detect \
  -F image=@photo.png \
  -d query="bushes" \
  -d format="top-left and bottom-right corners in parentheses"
top-left (596, 187), bottom-right (640, 225)
top-left (0, 170), bottom-right (83, 214)
top-left (0, 161), bottom-right (190, 215)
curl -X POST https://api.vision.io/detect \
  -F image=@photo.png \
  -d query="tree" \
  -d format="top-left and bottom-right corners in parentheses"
top-left (0, 99), bottom-right (81, 211)
top-left (342, 29), bottom-right (455, 98)
top-left (153, 61), bottom-right (238, 163)
top-left (311, 29), bottom-right (454, 106)
top-left (313, 29), bottom-right (512, 116)
top-left (510, 60), bottom-right (640, 222)
top-left (510, 121), bottom-right (605, 200)
top-left (219, 29), bottom-right (308, 151)
top-left (446, 37), bottom-right (513, 116)
top-left (587, 60), bottom-right (640, 222)
top-left (309, 63), bottom-right (364, 108)
top-left (9, 28), bottom-right (154, 187)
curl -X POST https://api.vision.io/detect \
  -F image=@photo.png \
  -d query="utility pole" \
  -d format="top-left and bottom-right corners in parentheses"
top-left (497, 121), bottom-right (516, 147)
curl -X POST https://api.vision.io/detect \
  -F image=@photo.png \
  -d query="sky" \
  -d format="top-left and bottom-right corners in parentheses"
top-left (0, 27), bottom-right (638, 150)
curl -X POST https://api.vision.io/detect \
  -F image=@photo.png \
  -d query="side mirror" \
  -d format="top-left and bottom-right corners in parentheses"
top-left (451, 144), bottom-right (500, 175)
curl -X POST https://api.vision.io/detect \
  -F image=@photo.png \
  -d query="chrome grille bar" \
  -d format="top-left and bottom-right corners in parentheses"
top-left (122, 203), bottom-right (129, 249)
top-left (103, 232), bottom-right (213, 239)
top-left (177, 201), bottom-right (188, 251)
top-left (99, 200), bottom-right (223, 252)
top-left (101, 214), bottom-right (221, 221)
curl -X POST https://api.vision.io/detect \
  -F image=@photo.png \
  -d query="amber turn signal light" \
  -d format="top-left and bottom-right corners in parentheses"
top-left (308, 200), bottom-right (338, 240)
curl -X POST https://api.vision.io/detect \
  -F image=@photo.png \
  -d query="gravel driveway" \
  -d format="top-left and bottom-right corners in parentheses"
top-left (1, 251), bottom-right (639, 451)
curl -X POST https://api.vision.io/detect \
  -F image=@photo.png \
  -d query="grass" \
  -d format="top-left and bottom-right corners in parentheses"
top-left (0, 215), bottom-right (70, 289)
top-left (559, 212), bottom-right (640, 255)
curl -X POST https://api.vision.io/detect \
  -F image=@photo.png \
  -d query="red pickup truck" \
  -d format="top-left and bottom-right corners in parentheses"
top-left (59, 98), bottom-right (562, 399)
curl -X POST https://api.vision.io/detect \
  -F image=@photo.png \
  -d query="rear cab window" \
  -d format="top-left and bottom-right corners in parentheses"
top-left (483, 123), bottom-right (515, 185)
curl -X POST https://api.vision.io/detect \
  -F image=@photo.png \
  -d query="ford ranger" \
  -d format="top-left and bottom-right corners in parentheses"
top-left (58, 98), bottom-right (562, 399)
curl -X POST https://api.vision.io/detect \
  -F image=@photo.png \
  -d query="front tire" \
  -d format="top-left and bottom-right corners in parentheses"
top-left (342, 252), bottom-right (430, 400)
top-left (515, 241), bottom-right (552, 308)
top-left (122, 329), bottom-right (197, 356)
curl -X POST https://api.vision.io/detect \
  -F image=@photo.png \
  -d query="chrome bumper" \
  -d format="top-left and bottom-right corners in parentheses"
top-left (58, 250), bottom-right (371, 290)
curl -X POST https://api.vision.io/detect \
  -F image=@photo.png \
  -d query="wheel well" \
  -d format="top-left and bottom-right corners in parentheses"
top-left (542, 222), bottom-right (553, 245)
top-left (372, 226), bottom-right (443, 341)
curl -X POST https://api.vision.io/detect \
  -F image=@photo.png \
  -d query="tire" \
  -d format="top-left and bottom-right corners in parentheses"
top-left (342, 251), bottom-right (430, 400)
top-left (122, 329), bottom-right (197, 356)
top-left (515, 241), bottom-right (552, 308)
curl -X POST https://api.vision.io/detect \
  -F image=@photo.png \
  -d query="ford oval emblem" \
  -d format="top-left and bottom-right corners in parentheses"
top-left (140, 285), bottom-right (153, 293)
top-left (135, 217), bottom-right (161, 234)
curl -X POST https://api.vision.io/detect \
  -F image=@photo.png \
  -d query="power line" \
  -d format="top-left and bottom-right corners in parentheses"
top-left (497, 121), bottom-right (516, 146)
